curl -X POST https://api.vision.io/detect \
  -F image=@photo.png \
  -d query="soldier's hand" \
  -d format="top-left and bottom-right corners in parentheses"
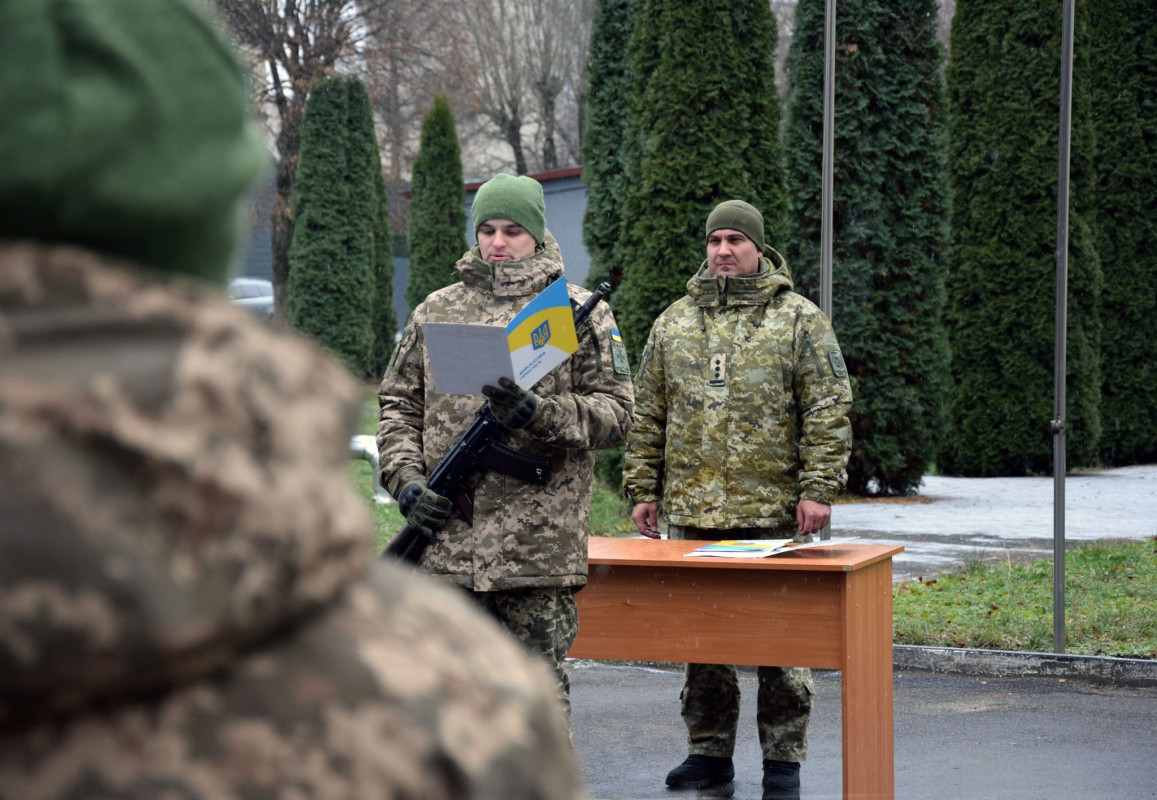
top-left (398, 477), bottom-right (452, 538)
top-left (796, 499), bottom-right (831, 537)
top-left (482, 377), bottom-right (542, 430)
top-left (632, 501), bottom-right (661, 538)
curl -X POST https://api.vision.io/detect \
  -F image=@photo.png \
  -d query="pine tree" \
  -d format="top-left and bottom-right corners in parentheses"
top-left (581, 0), bottom-right (637, 291)
top-left (1090, 3), bottom-right (1157, 465)
top-left (613, 0), bottom-right (787, 366)
top-left (407, 95), bottom-right (467, 315)
top-left (784, 0), bottom-right (951, 496)
top-left (288, 75), bottom-right (376, 376)
top-left (939, 0), bottom-right (1102, 476)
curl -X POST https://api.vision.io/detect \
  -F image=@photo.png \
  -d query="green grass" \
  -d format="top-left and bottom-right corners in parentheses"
top-left (349, 459), bottom-right (402, 551)
top-left (893, 538), bottom-right (1157, 659)
top-left (589, 482), bottom-right (637, 537)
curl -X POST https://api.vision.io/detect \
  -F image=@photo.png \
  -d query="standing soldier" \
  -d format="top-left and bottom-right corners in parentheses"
top-left (377, 174), bottom-right (634, 716)
top-left (623, 199), bottom-right (853, 800)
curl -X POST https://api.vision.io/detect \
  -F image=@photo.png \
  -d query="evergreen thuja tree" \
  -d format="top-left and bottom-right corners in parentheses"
top-left (940, 0), bottom-right (1102, 476)
top-left (1090, 2), bottom-right (1157, 465)
top-left (369, 150), bottom-right (396, 379)
top-left (581, 0), bottom-right (637, 292)
top-left (613, 0), bottom-right (787, 366)
top-left (288, 75), bottom-right (376, 375)
top-left (407, 95), bottom-right (466, 314)
top-left (583, 0), bottom-right (639, 490)
top-left (784, 0), bottom-right (951, 496)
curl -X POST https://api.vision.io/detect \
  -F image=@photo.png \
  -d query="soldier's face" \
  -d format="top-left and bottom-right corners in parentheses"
top-left (707, 229), bottom-right (761, 276)
top-left (478, 219), bottom-right (537, 261)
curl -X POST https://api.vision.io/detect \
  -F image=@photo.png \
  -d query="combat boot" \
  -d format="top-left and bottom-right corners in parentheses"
top-left (665, 754), bottom-right (735, 789)
top-left (762, 760), bottom-right (801, 800)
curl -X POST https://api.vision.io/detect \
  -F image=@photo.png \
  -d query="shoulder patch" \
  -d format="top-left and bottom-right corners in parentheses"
top-left (385, 326), bottom-right (418, 379)
top-left (609, 329), bottom-right (631, 376)
top-left (828, 349), bottom-right (848, 379)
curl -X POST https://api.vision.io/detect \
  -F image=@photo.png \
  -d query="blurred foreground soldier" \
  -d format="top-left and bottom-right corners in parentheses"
top-left (378, 174), bottom-right (634, 717)
top-left (623, 200), bottom-right (853, 800)
top-left (0, 3), bottom-right (585, 798)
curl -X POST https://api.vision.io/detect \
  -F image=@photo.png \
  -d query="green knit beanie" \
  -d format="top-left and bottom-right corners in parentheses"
top-left (706, 199), bottom-right (766, 253)
top-left (471, 174), bottom-right (546, 245)
top-left (0, 0), bottom-right (269, 284)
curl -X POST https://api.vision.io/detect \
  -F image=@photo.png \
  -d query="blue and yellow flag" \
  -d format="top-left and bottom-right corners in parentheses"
top-left (506, 276), bottom-right (578, 387)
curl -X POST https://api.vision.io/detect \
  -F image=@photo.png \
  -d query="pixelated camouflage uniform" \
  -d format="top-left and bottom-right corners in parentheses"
top-left (623, 250), bottom-right (852, 763)
top-left (0, 243), bottom-right (587, 800)
top-left (377, 235), bottom-right (634, 709)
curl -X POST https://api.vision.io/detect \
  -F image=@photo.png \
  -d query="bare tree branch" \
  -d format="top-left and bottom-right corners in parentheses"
top-left (213, 0), bottom-right (386, 319)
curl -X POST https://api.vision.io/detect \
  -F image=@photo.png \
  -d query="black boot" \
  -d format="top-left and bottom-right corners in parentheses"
top-left (762, 760), bottom-right (801, 800)
top-left (665, 754), bottom-right (735, 789)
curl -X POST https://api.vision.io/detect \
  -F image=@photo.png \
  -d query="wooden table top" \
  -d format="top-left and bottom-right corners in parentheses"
top-left (588, 536), bottom-right (904, 573)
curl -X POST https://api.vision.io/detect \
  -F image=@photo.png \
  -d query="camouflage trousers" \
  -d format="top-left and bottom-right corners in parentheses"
top-left (680, 663), bottom-right (813, 762)
top-left (669, 523), bottom-right (814, 762)
top-left (470, 587), bottom-right (579, 718)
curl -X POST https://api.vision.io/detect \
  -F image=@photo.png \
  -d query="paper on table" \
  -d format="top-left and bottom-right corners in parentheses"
top-left (684, 538), bottom-right (853, 558)
top-left (422, 276), bottom-right (578, 395)
top-left (684, 539), bottom-right (794, 558)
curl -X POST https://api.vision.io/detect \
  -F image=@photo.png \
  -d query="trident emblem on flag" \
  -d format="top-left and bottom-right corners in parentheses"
top-left (531, 320), bottom-right (551, 350)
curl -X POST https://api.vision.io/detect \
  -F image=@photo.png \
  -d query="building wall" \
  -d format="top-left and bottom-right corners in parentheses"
top-left (237, 176), bottom-right (275, 282)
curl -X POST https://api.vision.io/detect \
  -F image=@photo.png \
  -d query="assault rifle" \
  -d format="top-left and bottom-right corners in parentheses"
top-left (382, 281), bottom-right (612, 565)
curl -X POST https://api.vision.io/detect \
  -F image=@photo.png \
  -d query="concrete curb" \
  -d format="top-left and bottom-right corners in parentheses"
top-left (569, 646), bottom-right (1157, 687)
top-left (892, 644), bottom-right (1157, 686)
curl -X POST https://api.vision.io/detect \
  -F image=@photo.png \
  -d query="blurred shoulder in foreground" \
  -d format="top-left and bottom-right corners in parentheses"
top-left (0, 0), bottom-right (585, 797)
top-left (0, 244), bottom-right (583, 799)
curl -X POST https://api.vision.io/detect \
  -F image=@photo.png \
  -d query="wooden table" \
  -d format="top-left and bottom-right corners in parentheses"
top-left (568, 537), bottom-right (903, 799)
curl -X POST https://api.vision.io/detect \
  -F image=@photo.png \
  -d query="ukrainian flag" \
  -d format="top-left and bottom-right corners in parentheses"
top-left (506, 277), bottom-right (579, 387)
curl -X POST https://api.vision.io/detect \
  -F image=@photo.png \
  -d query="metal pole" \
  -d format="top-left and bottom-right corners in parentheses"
top-left (1052, 0), bottom-right (1076, 654)
top-left (820, 0), bottom-right (835, 320)
top-left (819, 0), bottom-right (836, 540)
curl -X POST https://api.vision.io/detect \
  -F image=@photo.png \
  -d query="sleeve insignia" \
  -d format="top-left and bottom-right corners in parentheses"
top-left (828, 349), bottom-right (848, 378)
top-left (610, 329), bottom-right (631, 376)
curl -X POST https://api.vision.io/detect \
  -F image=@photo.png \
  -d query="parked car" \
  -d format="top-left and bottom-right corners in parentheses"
top-left (227, 277), bottom-right (273, 317)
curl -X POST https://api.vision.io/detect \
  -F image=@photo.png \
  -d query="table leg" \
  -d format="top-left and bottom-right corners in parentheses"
top-left (841, 559), bottom-right (895, 799)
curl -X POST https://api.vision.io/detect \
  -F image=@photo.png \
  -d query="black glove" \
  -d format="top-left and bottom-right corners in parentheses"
top-left (397, 477), bottom-right (452, 538)
top-left (482, 376), bottom-right (542, 430)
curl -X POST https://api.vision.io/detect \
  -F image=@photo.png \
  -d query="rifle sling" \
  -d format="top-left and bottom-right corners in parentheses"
top-left (480, 441), bottom-right (552, 485)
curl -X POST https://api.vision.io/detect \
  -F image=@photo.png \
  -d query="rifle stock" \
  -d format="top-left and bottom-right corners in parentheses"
top-left (382, 281), bottom-right (612, 564)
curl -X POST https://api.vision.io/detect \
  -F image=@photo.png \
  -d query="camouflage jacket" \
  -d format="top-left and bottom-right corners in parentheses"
top-left (377, 236), bottom-right (634, 592)
top-left (0, 242), bottom-right (585, 800)
top-left (624, 251), bottom-right (852, 532)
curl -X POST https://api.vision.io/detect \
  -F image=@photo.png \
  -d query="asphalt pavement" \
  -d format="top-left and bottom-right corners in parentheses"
top-left (568, 464), bottom-right (1157, 799)
top-left (568, 662), bottom-right (1157, 800)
